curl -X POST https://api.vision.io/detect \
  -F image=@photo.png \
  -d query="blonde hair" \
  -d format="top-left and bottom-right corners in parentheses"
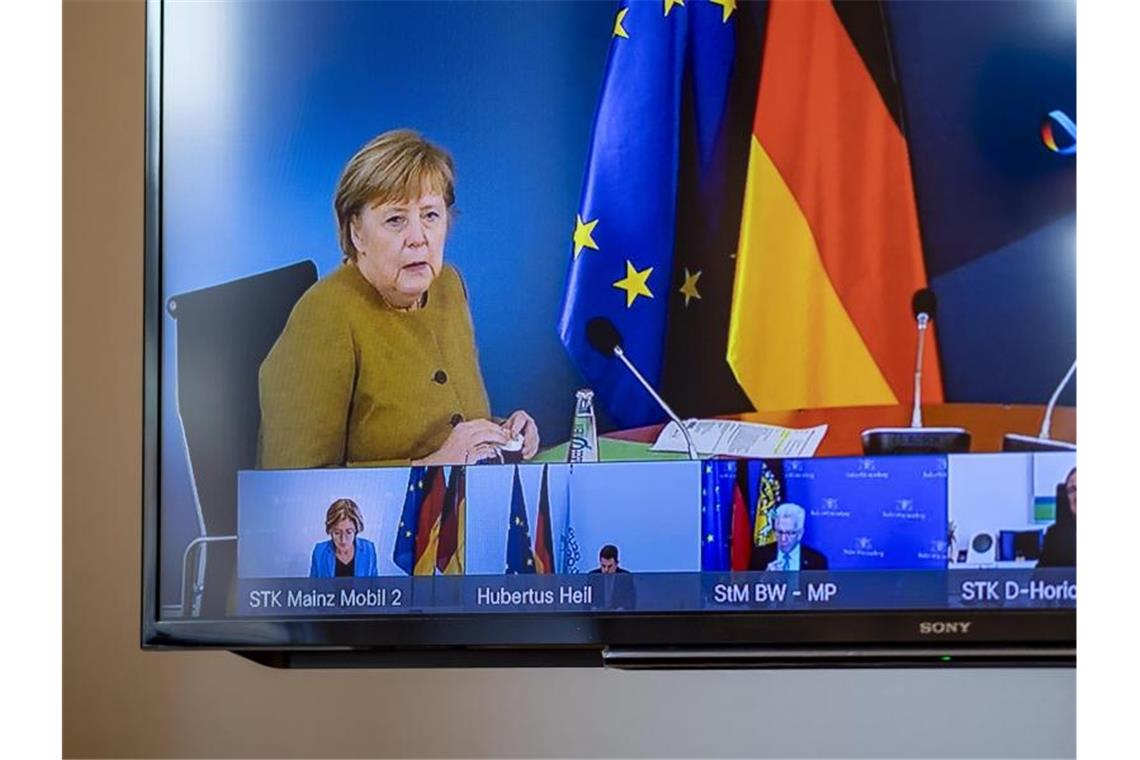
top-left (324, 498), bottom-right (364, 535)
top-left (333, 129), bottom-right (456, 262)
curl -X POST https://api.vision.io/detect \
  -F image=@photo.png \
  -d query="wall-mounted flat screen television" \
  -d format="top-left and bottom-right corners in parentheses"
top-left (142, 0), bottom-right (1077, 667)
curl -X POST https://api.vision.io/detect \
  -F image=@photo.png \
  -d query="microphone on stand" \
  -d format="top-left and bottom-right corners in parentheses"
top-left (861, 288), bottom-right (971, 455)
top-left (909, 289), bottom-right (938, 427)
top-left (585, 317), bottom-right (700, 460)
top-left (1002, 360), bottom-right (1077, 452)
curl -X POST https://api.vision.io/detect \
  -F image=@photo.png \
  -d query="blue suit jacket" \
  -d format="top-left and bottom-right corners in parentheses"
top-left (309, 538), bottom-right (379, 578)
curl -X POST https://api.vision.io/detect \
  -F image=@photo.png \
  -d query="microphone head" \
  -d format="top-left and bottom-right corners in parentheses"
top-left (586, 317), bottom-right (623, 357)
top-left (912, 288), bottom-right (938, 321)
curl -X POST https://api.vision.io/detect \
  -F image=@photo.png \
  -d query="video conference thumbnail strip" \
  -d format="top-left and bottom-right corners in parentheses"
top-left (235, 569), bottom-right (1076, 617)
top-left (237, 452), bottom-right (1076, 587)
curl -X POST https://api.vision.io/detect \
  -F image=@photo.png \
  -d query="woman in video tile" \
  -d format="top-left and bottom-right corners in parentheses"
top-left (259, 129), bottom-right (539, 468)
top-left (1037, 467), bottom-right (1076, 568)
top-left (309, 498), bottom-right (378, 578)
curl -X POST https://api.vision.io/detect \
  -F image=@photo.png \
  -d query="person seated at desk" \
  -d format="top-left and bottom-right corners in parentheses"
top-left (259, 129), bottom-right (539, 468)
top-left (750, 502), bottom-right (829, 571)
top-left (588, 544), bottom-right (637, 610)
top-left (310, 498), bottom-right (378, 578)
top-left (1037, 467), bottom-right (1076, 568)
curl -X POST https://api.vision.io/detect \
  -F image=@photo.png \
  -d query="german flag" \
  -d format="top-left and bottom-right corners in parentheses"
top-left (728, 0), bottom-right (943, 411)
top-left (436, 466), bottom-right (466, 575)
top-left (413, 466), bottom-right (447, 576)
top-left (730, 478), bottom-right (752, 572)
top-left (534, 465), bottom-right (555, 574)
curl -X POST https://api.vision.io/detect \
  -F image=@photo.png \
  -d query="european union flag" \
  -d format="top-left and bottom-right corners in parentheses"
top-left (393, 466), bottom-right (429, 575)
top-left (701, 460), bottom-right (737, 571)
top-left (505, 466), bottom-right (536, 574)
top-left (558, 0), bottom-right (743, 428)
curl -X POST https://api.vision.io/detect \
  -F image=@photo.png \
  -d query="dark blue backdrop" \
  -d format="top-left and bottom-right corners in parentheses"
top-left (890, 0), bottom-right (1077, 405)
top-left (784, 456), bottom-right (949, 571)
top-left (159, 0), bottom-right (1075, 606)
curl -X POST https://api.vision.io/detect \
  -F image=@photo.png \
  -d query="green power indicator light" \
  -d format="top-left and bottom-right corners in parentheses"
top-left (940, 656), bottom-right (953, 662)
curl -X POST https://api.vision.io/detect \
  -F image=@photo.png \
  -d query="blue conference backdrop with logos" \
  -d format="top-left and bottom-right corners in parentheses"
top-left (159, 1), bottom-right (1074, 605)
top-left (783, 455), bottom-right (949, 571)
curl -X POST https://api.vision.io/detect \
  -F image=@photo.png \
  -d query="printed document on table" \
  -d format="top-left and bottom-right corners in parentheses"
top-left (650, 419), bottom-right (828, 458)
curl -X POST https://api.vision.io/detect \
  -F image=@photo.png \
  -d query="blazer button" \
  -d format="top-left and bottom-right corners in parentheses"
top-left (450, 413), bottom-right (464, 427)
top-left (433, 369), bottom-right (448, 384)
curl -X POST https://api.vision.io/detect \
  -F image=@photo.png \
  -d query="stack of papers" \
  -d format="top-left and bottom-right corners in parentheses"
top-left (650, 419), bottom-right (828, 458)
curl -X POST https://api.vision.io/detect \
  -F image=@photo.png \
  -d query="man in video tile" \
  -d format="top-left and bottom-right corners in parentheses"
top-left (588, 544), bottom-right (637, 610)
top-left (1037, 467), bottom-right (1076, 568)
top-left (751, 503), bottom-right (829, 571)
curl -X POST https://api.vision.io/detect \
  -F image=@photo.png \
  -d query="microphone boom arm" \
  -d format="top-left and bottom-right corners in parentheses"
top-left (911, 314), bottom-right (929, 428)
top-left (612, 346), bottom-right (700, 459)
top-left (1040, 360), bottom-right (1077, 440)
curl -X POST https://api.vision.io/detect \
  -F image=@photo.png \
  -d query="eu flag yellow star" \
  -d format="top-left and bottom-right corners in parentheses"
top-left (679, 267), bottom-right (702, 307)
top-left (573, 214), bottom-right (600, 259)
top-left (614, 260), bottom-right (654, 307)
top-left (613, 7), bottom-right (629, 38)
top-left (663, 0), bottom-right (685, 17)
top-left (710, 0), bottom-right (736, 23)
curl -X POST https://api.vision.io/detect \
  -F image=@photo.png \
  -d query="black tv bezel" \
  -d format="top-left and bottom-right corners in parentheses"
top-left (140, 0), bottom-right (1075, 666)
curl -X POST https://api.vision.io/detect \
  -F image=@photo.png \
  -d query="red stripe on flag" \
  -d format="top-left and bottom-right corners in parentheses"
top-left (730, 481), bottom-right (752, 571)
top-left (436, 467), bottom-right (462, 573)
top-left (534, 466), bottom-right (555, 574)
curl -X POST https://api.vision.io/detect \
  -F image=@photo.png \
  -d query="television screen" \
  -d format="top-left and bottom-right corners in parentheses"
top-left (143, 0), bottom-right (1076, 666)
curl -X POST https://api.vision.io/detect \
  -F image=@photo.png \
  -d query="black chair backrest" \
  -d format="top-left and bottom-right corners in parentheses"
top-left (1054, 483), bottom-right (1075, 530)
top-left (168, 260), bottom-right (318, 535)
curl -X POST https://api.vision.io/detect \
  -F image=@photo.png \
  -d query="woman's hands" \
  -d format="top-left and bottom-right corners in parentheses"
top-left (415, 419), bottom-right (509, 465)
top-left (413, 412), bottom-right (541, 465)
top-left (504, 409), bottom-right (540, 459)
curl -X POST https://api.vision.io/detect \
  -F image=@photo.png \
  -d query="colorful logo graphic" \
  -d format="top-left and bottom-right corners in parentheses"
top-left (1041, 110), bottom-right (1076, 155)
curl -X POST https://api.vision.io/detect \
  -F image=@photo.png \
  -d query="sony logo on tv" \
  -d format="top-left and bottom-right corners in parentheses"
top-left (918, 621), bottom-right (973, 635)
